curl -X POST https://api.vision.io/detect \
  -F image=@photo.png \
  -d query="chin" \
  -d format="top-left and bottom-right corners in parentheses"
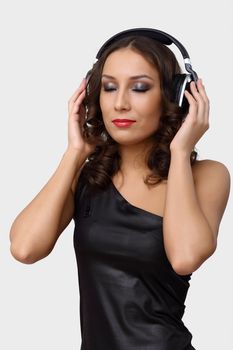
top-left (110, 134), bottom-right (151, 146)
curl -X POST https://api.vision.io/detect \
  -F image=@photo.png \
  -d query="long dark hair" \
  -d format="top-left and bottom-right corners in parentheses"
top-left (80, 35), bottom-right (198, 191)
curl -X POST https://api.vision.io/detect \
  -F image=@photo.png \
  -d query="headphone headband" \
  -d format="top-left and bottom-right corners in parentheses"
top-left (95, 27), bottom-right (198, 82)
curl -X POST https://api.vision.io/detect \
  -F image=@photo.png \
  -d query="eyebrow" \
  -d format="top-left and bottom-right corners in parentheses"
top-left (101, 74), bottom-right (154, 81)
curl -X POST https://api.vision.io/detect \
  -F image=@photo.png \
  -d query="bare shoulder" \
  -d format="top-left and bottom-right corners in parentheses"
top-left (192, 158), bottom-right (231, 185)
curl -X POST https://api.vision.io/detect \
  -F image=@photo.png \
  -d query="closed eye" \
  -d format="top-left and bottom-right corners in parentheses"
top-left (102, 83), bottom-right (150, 93)
top-left (132, 83), bottom-right (150, 92)
top-left (103, 86), bottom-right (116, 92)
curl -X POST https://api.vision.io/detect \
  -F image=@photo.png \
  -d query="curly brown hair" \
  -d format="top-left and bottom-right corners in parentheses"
top-left (80, 35), bottom-right (198, 192)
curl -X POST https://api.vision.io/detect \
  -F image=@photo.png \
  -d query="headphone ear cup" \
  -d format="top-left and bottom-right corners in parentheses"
top-left (172, 73), bottom-right (192, 113)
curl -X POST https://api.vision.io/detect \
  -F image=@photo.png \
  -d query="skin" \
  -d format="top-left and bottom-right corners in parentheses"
top-left (99, 48), bottom-right (162, 177)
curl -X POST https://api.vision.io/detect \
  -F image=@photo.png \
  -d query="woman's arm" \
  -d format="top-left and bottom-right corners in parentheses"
top-left (165, 79), bottom-right (231, 275)
top-left (10, 78), bottom-right (97, 264)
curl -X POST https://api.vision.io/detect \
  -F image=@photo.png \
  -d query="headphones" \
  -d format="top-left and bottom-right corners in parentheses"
top-left (86, 27), bottom-right (199, 111)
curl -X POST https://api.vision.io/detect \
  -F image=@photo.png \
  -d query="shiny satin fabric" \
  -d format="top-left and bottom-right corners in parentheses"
top-left (73, 173), bottom-right (196, 350)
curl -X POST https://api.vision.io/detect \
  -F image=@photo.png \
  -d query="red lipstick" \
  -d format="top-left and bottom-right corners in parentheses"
top-left (112, 119), bottom-right (136, 127)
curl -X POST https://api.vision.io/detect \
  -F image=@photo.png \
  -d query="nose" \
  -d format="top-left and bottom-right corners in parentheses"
top-left (114, 89), bottom-right (131, 111)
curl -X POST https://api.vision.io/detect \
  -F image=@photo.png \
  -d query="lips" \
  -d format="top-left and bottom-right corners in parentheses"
top-left (112, 119), bottom-right (136, 122)
top-left (112, 119), bottom-right (136, 128)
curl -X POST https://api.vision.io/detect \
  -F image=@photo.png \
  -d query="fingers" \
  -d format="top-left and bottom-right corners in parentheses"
top-left (71, 90), bottom-right (86, 116)
top-left (184, 78), bottom-right (210, 126)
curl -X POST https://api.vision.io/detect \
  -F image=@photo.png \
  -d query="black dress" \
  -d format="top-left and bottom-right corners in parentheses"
top-left (73, 172), bottom-right (196, 350)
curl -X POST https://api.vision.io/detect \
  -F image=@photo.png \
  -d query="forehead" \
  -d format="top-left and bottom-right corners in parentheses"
top-left (102, 48), bottom-right (159, 79)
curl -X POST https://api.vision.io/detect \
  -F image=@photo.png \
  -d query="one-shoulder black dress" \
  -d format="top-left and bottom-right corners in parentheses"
top-left (73, 172), bottom-right (196, 350)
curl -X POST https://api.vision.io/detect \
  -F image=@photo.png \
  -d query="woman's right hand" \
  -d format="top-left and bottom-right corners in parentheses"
top-left (67, 78), bottom-right (97, 157)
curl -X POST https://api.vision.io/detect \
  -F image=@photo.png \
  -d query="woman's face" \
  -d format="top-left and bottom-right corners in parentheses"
top-left (99, 48), bottom-right (162, 146)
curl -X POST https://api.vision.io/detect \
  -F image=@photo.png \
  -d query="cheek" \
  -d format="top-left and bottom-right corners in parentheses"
top-left (99, 93), bottom-right (110, 115)
top-left (99, 95), bottom-right (112, 131)
top-left (138, 97), bottom-right (162, 121)
top-left (99, 94), bottom-right (104, 113)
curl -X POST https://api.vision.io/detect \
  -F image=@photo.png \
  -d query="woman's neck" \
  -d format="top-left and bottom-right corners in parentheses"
top-left (117, 140), bottom-right (153, 179)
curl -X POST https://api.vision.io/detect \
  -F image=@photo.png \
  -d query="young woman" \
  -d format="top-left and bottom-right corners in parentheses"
top-left (10, 28), bottom-right (230, 349)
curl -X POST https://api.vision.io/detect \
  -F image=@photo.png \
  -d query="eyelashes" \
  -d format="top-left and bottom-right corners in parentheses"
top-left (101, 83), bottom-right (151, 93)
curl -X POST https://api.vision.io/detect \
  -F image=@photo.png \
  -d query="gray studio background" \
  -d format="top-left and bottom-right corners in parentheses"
top-left (1, 0), bottom-right (232, 349)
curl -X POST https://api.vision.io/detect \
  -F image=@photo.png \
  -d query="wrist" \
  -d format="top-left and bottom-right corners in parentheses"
top-left (64, 147), bottom-right (88, 168)
top-left (170, 147), bottom-right (192, 161)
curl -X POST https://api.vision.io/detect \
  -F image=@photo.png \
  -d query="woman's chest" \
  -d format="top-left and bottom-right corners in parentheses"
top-left (111, 176), bottom-right (167, 218)
top-left (73, 182), bottom-right (165, 265)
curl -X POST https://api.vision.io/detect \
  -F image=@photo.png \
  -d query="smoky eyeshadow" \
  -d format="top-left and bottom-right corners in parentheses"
top-left (132, 83), bottom-right (150, 91)
top-left (101, 81), bottom-right (151, 91)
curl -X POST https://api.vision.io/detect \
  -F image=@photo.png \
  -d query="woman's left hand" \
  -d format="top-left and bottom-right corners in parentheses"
top-left (170, 78), bottom-right (210, 154)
